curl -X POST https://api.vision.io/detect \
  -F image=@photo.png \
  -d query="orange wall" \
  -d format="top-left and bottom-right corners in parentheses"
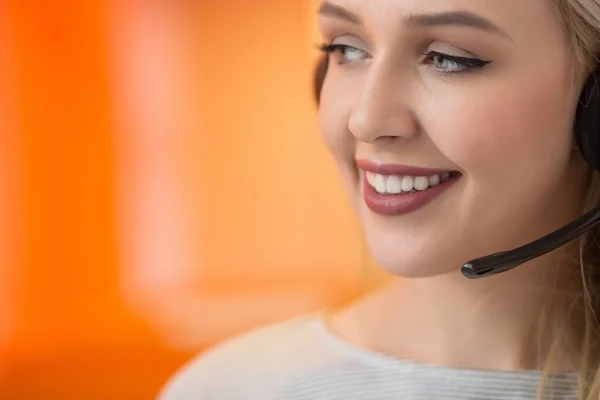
top-left (10, 0), bottom-right (127, 352)
top-left (1, 1), bottom-right (386, 398)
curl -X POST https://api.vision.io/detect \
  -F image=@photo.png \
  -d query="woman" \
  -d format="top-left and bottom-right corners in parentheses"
top-left (160, 0), bottom-right (600, 398)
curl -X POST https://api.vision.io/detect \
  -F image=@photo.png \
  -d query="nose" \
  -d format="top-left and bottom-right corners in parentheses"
top-left (348, 56), bottom-right (420, 144)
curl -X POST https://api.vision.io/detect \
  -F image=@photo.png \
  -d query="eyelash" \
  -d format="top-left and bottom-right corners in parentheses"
top-left (317, 43), bottom-right (491, 75)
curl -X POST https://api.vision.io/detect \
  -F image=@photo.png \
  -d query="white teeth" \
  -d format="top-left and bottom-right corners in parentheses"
top-left (386, 175), bottom-right (402, 194)
top-left (428, 174), bottom-right (440, 187)
top-left (375, 174), bottom-right (387, 193)
top-left (367, 172), bottom-right (376, 187)
top-left (401, 176), bottom-right (414, 192)
top-left (366, 171), bottom-right (455, 195)
top-left (413, 176), bottom-right (429, 191)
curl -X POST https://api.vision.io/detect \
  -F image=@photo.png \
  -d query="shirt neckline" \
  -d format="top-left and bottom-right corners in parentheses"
top-left (310, 309), bottom-right (580, 382)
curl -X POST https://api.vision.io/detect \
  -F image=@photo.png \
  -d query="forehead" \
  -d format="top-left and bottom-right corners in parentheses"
top-left (318, 0), bottom-right (561, 43)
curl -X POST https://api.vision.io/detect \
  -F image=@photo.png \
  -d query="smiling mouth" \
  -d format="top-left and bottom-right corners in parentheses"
top-left (356, 159), bottom-right (462, 216)
top-left (365, 171), bottom-right (461, 195)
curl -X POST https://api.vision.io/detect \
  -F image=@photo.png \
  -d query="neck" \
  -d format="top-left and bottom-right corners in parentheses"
top-left (330, 249), bottom-right (582, 372)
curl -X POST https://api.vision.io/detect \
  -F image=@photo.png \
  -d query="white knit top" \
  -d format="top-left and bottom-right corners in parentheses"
top-left (158, 312), bottom-right (579, 400)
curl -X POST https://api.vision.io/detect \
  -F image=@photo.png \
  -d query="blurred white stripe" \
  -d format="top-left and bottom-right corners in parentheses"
top-left (108, 1), bottom-right (205, 320)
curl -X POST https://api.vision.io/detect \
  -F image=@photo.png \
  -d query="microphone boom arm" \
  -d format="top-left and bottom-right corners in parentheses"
top-left (461, 205), bottom-right (600, 279)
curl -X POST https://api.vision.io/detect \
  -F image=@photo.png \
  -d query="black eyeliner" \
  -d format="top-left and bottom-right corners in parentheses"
top-left (425, 50), bottom-right (492, 68)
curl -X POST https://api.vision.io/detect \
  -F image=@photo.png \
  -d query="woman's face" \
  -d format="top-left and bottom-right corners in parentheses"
top-left (318, 0), bottom-right (589, 277)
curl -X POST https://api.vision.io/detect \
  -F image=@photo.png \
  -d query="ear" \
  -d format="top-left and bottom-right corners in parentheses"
top-left (313, 55), bottom-right (329, 106)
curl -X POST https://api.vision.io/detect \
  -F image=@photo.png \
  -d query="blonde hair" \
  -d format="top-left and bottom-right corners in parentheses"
top-left (545, 3), bottom-right (600, 399)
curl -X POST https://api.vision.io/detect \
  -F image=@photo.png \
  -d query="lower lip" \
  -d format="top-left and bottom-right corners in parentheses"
top-left (363, 174), bottom-right (461, 216)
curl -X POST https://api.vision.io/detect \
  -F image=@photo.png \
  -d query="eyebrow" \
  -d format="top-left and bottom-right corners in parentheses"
top-left (318, 1), bottom-right (512, 41)
top-left (318, 2), bottom-right (363, 25)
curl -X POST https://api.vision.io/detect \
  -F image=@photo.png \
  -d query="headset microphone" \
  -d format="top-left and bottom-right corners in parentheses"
top-left (461, 205), bottom-right (600, 278)
top-left (462, 65), bottom-right (600, 279)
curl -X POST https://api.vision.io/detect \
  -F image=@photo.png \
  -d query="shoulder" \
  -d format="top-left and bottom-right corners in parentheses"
top-left (157, 312), bottom-right (335, 400)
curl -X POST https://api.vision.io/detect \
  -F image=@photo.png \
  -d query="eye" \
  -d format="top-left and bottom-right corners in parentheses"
top-left (423, 51), bottom-right (491, 74)
top-left (318, 43), bottom-right (370, 65)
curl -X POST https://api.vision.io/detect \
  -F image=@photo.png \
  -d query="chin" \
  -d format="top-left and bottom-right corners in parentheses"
top-left (365, 239), bottom-right (459, 278)
top-left (360, 215), bottom-right (466, 278)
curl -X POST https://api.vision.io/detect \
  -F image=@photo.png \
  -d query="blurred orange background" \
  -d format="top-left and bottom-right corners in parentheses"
top-left (0, 1), bottom-right (388, 398)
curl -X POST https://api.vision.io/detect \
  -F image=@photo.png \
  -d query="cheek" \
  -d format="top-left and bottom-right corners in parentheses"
top-left (318, 77), bottom-right (356, 160)
top-left (318, 75), bottom-right (366, 211)
top-left (426, 81), bottom-right (574, 181)
top-left (422, 75), bottom-right (579, 241)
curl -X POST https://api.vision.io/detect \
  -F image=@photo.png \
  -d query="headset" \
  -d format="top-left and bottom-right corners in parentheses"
top-left (313, 55), bottom-right (600, 280)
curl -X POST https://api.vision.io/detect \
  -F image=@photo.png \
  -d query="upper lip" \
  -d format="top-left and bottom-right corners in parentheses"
top-left (357, 159), bottom-right (454, 176)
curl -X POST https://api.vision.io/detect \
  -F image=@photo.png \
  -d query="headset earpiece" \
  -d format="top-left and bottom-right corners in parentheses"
top-left (575, 66), bottom-right (600, 172)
